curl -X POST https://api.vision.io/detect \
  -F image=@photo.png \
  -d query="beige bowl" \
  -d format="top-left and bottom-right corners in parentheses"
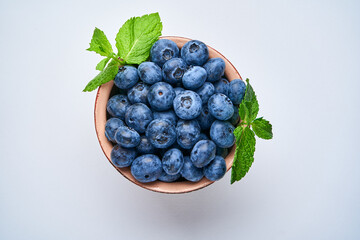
top-left (94, 36), bottom-right (242, 194)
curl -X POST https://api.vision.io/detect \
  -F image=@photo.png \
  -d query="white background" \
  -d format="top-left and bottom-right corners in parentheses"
top-left (1, 0), bottom-right (359, 239)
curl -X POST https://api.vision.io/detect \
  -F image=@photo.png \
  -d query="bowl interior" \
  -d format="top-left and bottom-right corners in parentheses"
top-left (94, 36), bottom-right (242, 194)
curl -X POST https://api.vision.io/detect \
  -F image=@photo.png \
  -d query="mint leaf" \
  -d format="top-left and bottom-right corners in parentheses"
top-left (239, 78), bottom-right (259, 124)
top-left (239, 102), bottom-right (247, 122)
top-left (231, 126), bottom-right (244, 183)
top-left (233, 126), bottom-right (243, 139)
top-left (231, 126), bottom-right (256, 184)
top-left (232, 78), bottom-right (273, 184)
top-left (83, 60), bottom-right (120, 92)
top-left (96, 57), bottom-right (111, 71)
top-left (87, 28), bottom-right (114, 57)
top-left (115, 12), bottom-right (162, 64)
top-left (243, 79), bottom-right (259, 123)
top-left (252, 117), bottom-right (273, 140)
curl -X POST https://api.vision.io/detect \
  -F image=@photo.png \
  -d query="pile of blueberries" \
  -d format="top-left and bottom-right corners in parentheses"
top-left (105, 39), bottom-right (246, 183)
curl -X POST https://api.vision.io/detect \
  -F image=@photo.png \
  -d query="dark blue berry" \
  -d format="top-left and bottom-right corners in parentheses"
top-left (162, 58), bottom-right (187, 85)
top-left (196, 82), bottom-right (215, 104)
top-left (136, 136), bottom-right (156, 154)
top-left (138, 62), bottom-right (162, 84)
top-left (114, 66), bottom-right (139, 89)
top-left (158, 171), bottom-right (181, 182)
top-left (105, 118), bottom-right (124, 142)
top-left (182, 66), bottom-right (207, 90)
top-left (228, 79), bottom-right (246, 105)
top-left (127, 82), bottom-right (150, 104)
top-left (111, 145), bottom-right (137, 168)
top-left (180, 156), bottom-right (204, 182)
top-left (213, 78), bottom-right (229, 96)
top-left (131, 154), bottom-right (162, 183)
top-left (114, 126), bottom-right (141, 148)
top-left (150, 39), bottom-right (180, 67)
top-left (190, 140), bottom-right (216, 168)
top-left (204, 156), bottom-right (227, 181)
top-left (125, 103), bottom-right (153, 133)
top-left (203, 58), bottom-right (225, 82)
top-left (208, 93), bottom-right (234, 121)
top-left (106, 94), bottom-right (130, 120)
top-left (162, 148), bottom-right (184, 175)
top-left (147, 82), bottom-right (175, 111)
top-left (196, 105), bottom-right (215, 130)
top-left (146, 119), bottom-right (177, 149)
top-left (176, 119), bottom-right (201, 149)
top-left (153, 110), bottom-right (178, 126)
top-left (173, 90), bottom-right (202, 120)
top-left (181, 40), bottom-right (209, 66)
top-left (210, 120), bottom-right (235, 148)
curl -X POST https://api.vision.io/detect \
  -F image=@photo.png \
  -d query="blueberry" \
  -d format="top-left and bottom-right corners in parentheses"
top-left (230, 105), bottom-right (240, 126)
top-left (173, 90), bottom-right (202, 120)
top-left (165, 141), bottom-right (189, 155)
top-left (174, 87), bottom-right (185, 96)
top-left (162, 148), bottom-right (184, 175)
top-left (180, 156), bottom-right (204, 182)
top-left (196, 82), bottom-right (215, 104)
top-left (208, 93), bottom-right (234, 121)
top-left (106, 94), bottom-right (131, 120)
top-left (138, 62), bottom-right (162, 85)
top-left (146, 119), bottom-right (177, 149)
top-left (181, 40), bottom-right (209, 66)
top-left (114, 66), bottom-right (139, 89)
top-left (176, 119), bottom-right (201, 149)
top-left (147, 82), bottom-right (175, 111)
top-left (105, 118), bottom-right (124, 142)
top-left (210, 120), bottom-right (235, 148)
top-left (228, 79), bottom-right (246, 105)
top-left (111, 145), bottom-right (137, 168)
top-left (182, 66), bottom-right (207, 90)
top-left (125, 103), bottom-right (153, 133)
top-left (153, 110), bottom-right (178, 126)
top-left (158, 170), bottom-right (181, 182)
top-left (162, 58), bottom-right (187, 85)
top-left (136, 136), bottom-right (155, 154)
top-left (131, 154), bottom-right (162, 183)
top-left (127, 82), bottom-right (150, 104)
top-left (150, 39), bottom-right (180, 67)
top-left (196, 105), bottom-right (215, 130)
top-left (114, 126), bottom-right (141, 148)
top-left (204, 156), bottom-right (227, 181)
top-left (198, 133), bottom-right (209, 141)
top-left (216, 146), bottom-right (229, 158)
top-left (213, 78), bottom-right (229, 96)
top-left (203, 58), bottom-right (225, 82)
top-left (190, 140), bottom-right (216, 168)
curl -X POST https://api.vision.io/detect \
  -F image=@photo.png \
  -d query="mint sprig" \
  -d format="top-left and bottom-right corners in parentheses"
top-left (95, 57), bottom-right (111, 71)
top-left (83, 13), bottom-right (162, 92)
top-left (231, 79), bottom-right (273, 184)
top-left (116, 13), bottom-right (162, 64)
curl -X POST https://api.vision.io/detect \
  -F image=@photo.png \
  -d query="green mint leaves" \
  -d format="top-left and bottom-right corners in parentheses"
top-left (116, 13), bottom-right (162, 64)
top-left (83, 13), bottom-right (162, 92)
top-left (86, 28), bottom-right (114, 57)
top-left (231, 79), bottom-right (273, 184)
top-left (231, 126), bottom-right (256, 183)
top-left (252, 117), bottom-right (273, 140)
top-left (83, 60), bottom-right (121, 92)
top-left (95, 57), bottom-right (111, 71)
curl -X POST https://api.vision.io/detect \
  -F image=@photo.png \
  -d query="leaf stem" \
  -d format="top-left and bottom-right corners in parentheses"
top-left (110, 53), bottom-right (125, 65)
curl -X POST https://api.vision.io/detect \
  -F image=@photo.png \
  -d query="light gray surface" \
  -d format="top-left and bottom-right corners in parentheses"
top-left (0, 0), bottom-right (359, 239)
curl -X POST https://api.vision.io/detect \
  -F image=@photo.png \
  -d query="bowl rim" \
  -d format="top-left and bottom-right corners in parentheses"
top-left (94, 36), bottom-right (242, 194)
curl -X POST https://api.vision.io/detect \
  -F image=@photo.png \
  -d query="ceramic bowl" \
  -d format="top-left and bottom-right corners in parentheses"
top-left (94, 36), bottom-right (242, 194)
